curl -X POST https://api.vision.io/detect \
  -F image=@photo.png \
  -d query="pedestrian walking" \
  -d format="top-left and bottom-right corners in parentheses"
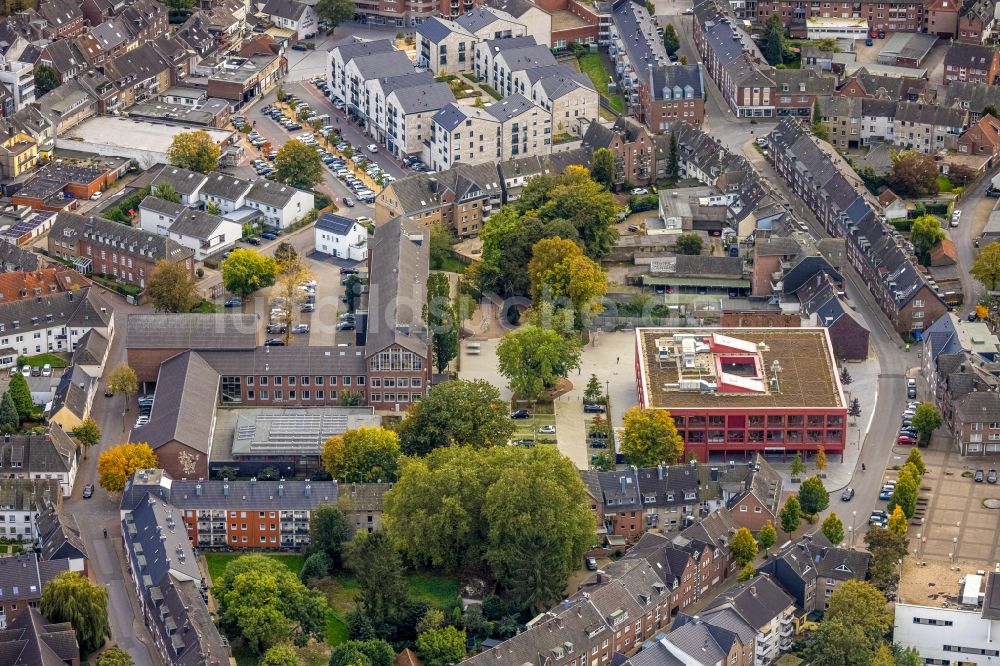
top-left (617, 356), bottom-right (620, 364)
top-left (103, 528), bottom-right (108, 538)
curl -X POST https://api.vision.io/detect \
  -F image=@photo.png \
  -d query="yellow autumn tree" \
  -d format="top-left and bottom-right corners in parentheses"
top-left (887, 505), bottom-right (908, 536)
top-left (620, 406), bottom-right (684, 467)
top-left (527, 237), bottom-right (608, 326)
top-left (97, 442), bottom-right (158, 493)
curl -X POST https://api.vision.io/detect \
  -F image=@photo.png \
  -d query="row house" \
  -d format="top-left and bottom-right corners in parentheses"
top-left (757, 533), bottom-right (870, 613)
top-left (942, 80), bottom-right (1000, 123)
top-left (582, 116), bottom-right (661, 187)
top-left (768, 118), bottom-right (947, 334)
top-left (384, 80), bottom-right (456, 159)
top-left (260, 0), bottom-right (317, 41)
top-left (118, 0), bottom-right (169, 46)
top-left (609, 0), bottom-right (705, 129)
top-left (36, 0), bottom-right (84, 39)
top-left (137, 197), bottom-right (241, 261)
top-left (48, 212), bottom-right (195, 289)
top-left (957, 0), bottom-right (996, 43)
top-left (517, 63), bottom-right (598, 136)
top-left (750, 0), bottom-right (925, 32)
top-left (120, 485), bottom-right (231, 666)
top-left (942, 42), bottom-right (1000, 85)
top-left (428, 94), bottom-right (551, 170)
top-left (475, 38), bottom-right (556, 98)
top-left (0, 479), bottom-right (62, 544)
top-left (925, 0), bottom-right (959, 37)
top-left (482, 0), bottom-right (552, 47)
top-left (892, 101), bottom-right (967, 153)
top-left (836, 66), bottom-right (928, 102)
top-left (104, 42), bottom-right (174, 109)
top-left (0, 428), bottom-right (80, 498)
top-left (0, 553), bottom-right (75, 630)
top-left (958, 113), bottom-right (1000, 161)
top-left (360, 69), bottom-right (436, 144)
top-left (415, 16), bottom-right (478, 76)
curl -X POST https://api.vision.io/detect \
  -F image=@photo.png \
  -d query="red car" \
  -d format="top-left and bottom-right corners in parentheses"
top-left (897, 435), bottom-right (916, 445)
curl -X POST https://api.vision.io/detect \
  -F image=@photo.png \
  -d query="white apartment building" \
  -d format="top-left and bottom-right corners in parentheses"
top-left (475, 37), bottom-right (556, 97)
top-left (415, 16), bottom-right (477, 75)
top-left (429, 94), bottom-right (551, 169)
top-left (385, 83), bottom-right (456, 159)
top-left (0, 61), bottom-right (35, 112)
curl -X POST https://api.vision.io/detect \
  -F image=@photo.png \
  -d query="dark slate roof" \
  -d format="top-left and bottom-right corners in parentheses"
top-left (481, 35), bottom-right (537, 53)
top-left (36, 506), bottom-right (87, 563)
top-left (164, 208), bottom-right (228, 242)
top-left (38, 0), bottom-right (82, 28)
top-left (456, 6), bottom-right (517, 32)
top-left (955, 390), bottom-right (1000, 422)
top-left (612, 0), bottom-right (669, 74)
top-left (0, 239), bottom-right (39, 272)
top-left (0, 607), bottom-right (78, 666)
top-left (52, 211), bottom-right (194, 265)
top-left (195, 347), bottom-right (367, 376)
top-left (132, 351), bottom-right (220, 454)
top-left (378, 71), bottom-right (435, 97)
top-left (150, 165), bottom-right (207, 197)
top-left (245, 180), bottom-right (308, 208)
top-left (71, 329), bottom-right (109, 367)
top-left (350, 50), bottom-right (414, 81)
top-left (921, 312), bottom-right (964, 361)
top-left (620, 639), bottom-right (685, 666)
top-left (0, 286), bottom-right (111, 339)
top-left (364, 217), bottom-right (429, 358)
top-left (0, 553), bottom-right (43, 603)
top-left (138, 196), bottom-right (185, 218)
top-left (432, 103), bottom-right (475, 132)
top-left (494, 44), bottom-right (557, 71)
top-left (89, 18), bottom-right (130, 52)
top-left (416, 16), bottom-right (473, 42)
top-left (329, 36), bottom-right (396, 64)
top-left (168, 478), bottom-right (338, 509)
top-left (674, 254), bottom-right (743, 277)
top-left (388, 82), bottom-right (456, 114)
top-left (983, 572), bottom-right (1000, 620)
top-left (0, 429), bottom-right (74, 475)
top-left (126, 313), bottom-right (259, 350)
top-left (486, 0), bottom-right (540, 18)
top-left (316, 212), bottom-right (359, 235)
top-left (49, 365), bottom-right (96, 423)
top-left (942, 80), bottom-right (1000, 114)
top-left (261, 0), bottom-right (309, 21)
top-left (486, 93), bottom-right (538, 121)
top-left (895, 101), bottom-right (966, 128)
top-left (106, 42), bottom-right (171, 84)
top-left (650, 64), bottom-right (704, 101)
top-left (943, 42), bottom-right (997, 70)
top-left (40, 39), bottom-right (86, 77)
top-left (200, 173), bottom-right (251, 202)
top-left (703, 573), bottom-right (794, 630)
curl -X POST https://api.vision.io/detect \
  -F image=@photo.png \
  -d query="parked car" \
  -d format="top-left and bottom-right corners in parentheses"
top-left (266, 324), bottom-right (287, 334)
top-left (511, 409), bottom-right (530, 419)
top-left (90, 191), bottom-right (103, 200)
top-left (951, 210), bottom-right (962, 227)
top-left (897, 435), bottom-right (916, 445)
top-left (340, 267), bottom-right (359, 275)
top-left (83, 484), bottom-right (94, 498)
top-left (586, 557), bottom-right (598, 571)
top-left (755, 137), bottom-right (768, 146)
top-left (878, 487), bottom-right (894, 500)
top-left (990, 469), bottom-right (998, 484)
top-left (300, 303), bottom-right (315, 313)
top-left (20, 365), bottom-right (29, 377)
top-left (841, 487), bottom-right (854, 501)
top-left (342, 196), bottom-right (355, 207)
top-left (584, 403), bottom-right (606, 413)
top-left (538, 425), bottom-right (556, 434)
top-left (366, 143), bottom-right (379, 153)
top-left (588, 440), bottom-right (608, 449)
top-left (976, 469), bottom-right (985, 482)
top-left (336, 321), bottom-right (355, 331)
top-left (292, 324), bottom-right (310, 334)
top-left (264, 338), bottom-right (286, 346)
top-left (907, 386), bottom-right (917, 399)
top-left (41, 364), bottom-right (51, 377)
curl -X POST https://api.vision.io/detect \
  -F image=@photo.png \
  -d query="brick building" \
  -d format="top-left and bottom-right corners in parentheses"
top-left (206, 54), bottom-right (285, 109)
top-left (634, 328), bottom-right (848, 462)
top-left (750, 0), bottom-right (925, 32)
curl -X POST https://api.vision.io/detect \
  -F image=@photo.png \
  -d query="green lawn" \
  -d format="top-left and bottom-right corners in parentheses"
top-left (577, 53), bottom-right (625, 114)
top-left (17, 353), bottom-right (69, 368)
top-left (204, 552), bottom-right (306, 585)
top-left (936, 175), bottom-right (954, 192)
top-left (431, 255), bottom-right (467, 273)
top-left (510, 400), bottom-right (557, 444)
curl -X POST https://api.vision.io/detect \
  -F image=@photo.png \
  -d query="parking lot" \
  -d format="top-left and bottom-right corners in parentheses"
top-left (906, 444), bottom-right (1000, 563)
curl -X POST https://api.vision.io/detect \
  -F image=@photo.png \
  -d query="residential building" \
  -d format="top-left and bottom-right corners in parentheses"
top-left (0, 122), bottom-right (37, 179)
top-left (149, 165), bottom-right (207, 205)
top-left (518, 64), bottom-right (598, 136)
top-left (751, 232), bottom-right (844, 298)
top-left (260, 0), bottom-right (317, 40)
top-left (327, 37), bottom-right (397, 108)
top-left (476, 39), bottom-right (556, 98)
top-left (0, 62), bottom-right (34, 113)
top-left (0, 554), bottom-right (70, 629)
top-left (925, 0), bottom-right (959, 37)
top-left (634, 327), bottom-right (848, 462)
top-left (37, 0), bottom-right (85, 39)
top-left (943, 42), bottom-right (1000, 85)
top-left (456, 6), bottom-right (527, 41)
top-left (796, 272), bottom-right (870, 362)
top-left (0, 428), bottom-right (79, 498)
top-left (0, 240), bottom-right (39, 273)
top-left (428, 96), bottom-right (550, 170)
top-left (38, 39), bottom-right (88, 82)
top-left (35, 506), bottom-right (87, 569)
top-left (861, 98), bottom-right (897, 145)
top-left (338, 482), bottom-right (392, 535)
top-left (0, 607), bottom-right (79, 665)
top-left (750, 0), bottom-right (926, 32)
top-left (836, 67), bottom-right (928, 102)
top-left (820, 95), bottom-right (863, 151)
top-left (243, 180), bottom-right (314, 229)
top-left (958, 113), bottom-right (1000, 161)
top-left (699, 574), bottom-right (797, 665)
top-left (375, 161), bottom-right (504, 237)
top-left (0, 479), bottom-right (61, 544)
top-left (104, 42), bottom-right (172, 109)
top-left (315, 213), bottom-right (369, 261)
top-left (895, 569), bottom-right (1000, 665)
top-left (198, 173), bottom-right (252, 214)
top-left (486, 0), bottom-right (554, 47)
top-left (120, 483), bottom-right (231, 666)
top-left (582, 116), bottom-right (657, 187)
top-left (204, 54), bottom-right (285, 109)
top-left (892, 101), bottom-right (967, 153)
top-left (137, 197), bottom-right (242, 260)
top-left (958, 0), bottom-right (996, 43)
top-left (415, 17), bottom-right (477, 75)
top-left (384, 81), bottom-right (456, 159)
top-left (363, 217), bottom-right (431, 410)
top-left (757, 533), bottom-right (870, 612)
top-left (35, 80), bottom-right (98, 137)
top-left (48, 212), bottom-right (195, 289)
top-left (942, 80), bottom-right (1000, 123)
top-left (768, 118), bottom-right (948, 334)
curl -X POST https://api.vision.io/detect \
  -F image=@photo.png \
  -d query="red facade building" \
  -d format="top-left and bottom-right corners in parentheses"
top-left (634, 328), bottom-right (847, 462)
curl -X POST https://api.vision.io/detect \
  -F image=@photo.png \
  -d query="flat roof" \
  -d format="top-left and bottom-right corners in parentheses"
top-left (636, 327), bottom-right (843, 410)
top-left (898, 558), bottom-right (992, 609)
top-left (210, 406), bottom-right (381, 460)
top-left (60, 117), bottom-right (233, 155)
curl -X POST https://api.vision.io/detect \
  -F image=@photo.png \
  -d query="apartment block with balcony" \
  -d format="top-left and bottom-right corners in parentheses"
top-left (429, 94), bottom-right (551, 169)
top-left (751, 0), bottom-right (925, 32)
top-left (475, 37), bottom-right (555, 97)
top-left (0, 62), bottom-right (35, 113)
top-left (415, 16), bottom-right (477, 75)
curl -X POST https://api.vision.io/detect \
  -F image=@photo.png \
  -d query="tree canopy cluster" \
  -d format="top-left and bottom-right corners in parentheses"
top-left (620, 407), bottom-right (684, 467)
top-left (806, 581), bottom-right (900, 666)
top-left (385, 445), bottom-right (594, 610)
top-left (397, 379), bottom-right (514, 456)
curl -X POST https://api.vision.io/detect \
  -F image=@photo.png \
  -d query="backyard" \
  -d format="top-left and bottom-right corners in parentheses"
top-left (576, 53), bottom-right (625, 114)
top-left (204, 551), bottom-right (459, 663)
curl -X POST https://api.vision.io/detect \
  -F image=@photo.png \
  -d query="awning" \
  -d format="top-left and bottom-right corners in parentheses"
top-left (265, 27), bottom-right (295, 39)
top-left (642, 276), bottom-right (750, 288)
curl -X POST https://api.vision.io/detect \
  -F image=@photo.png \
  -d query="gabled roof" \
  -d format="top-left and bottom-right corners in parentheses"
top-left (416, 16), bottom-right (474, 42)
top-left (485, 93), bottom-right (539, 121)
top-left (52, 211), bottom-right (193, 265)
top-left (703, 573), bottom-right (794, 630)
top-left (165, 208), bottom-right (229, 242)
top-left (245, 180), bottom-right (309, 208)
top-left (36, 506), bottom-right (87, 563)
top-left (894, 101), bottom-right (966, 128)
top-left (349, 50), bottom-right (414, 80)
top-left (364, 217), bottom-right (429, 358)
top-left (132, 351), bottom-right (219, 454)
top-left (316, 212), bottom-right (361, 236)
top-left (200, 172), bottom-right (251, 202)
top-left (387, 82), bottom-right (455, 114)
top-left (0, 607), bottom-right (78, 666)
top-left (261, 0), bottom-right (310, 21)
top-left (49, 365), bottom-right (96, 423)
top-left (71, 329), bottom-right (109, 368)
top-left (328, 36), bottom-right (395, 64)
top-left (493, 44), bottom-right (557, 71)
top-left (150, 165), bottom-right (207, 197)
top-left (456, 6), bottom-right (521, 33)
top-left (126, 313), bottom-right (259, 350)
top-left (944, 41), bottom-right (998, 70)
top-left (89, 18), bottom-right (130, 52)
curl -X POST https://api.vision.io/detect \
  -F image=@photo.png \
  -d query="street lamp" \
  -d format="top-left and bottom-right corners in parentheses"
top-left (851, 510), bottom-right (857, 548)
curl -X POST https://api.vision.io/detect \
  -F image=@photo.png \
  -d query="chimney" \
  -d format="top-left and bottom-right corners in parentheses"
top-left (222, 483), bottom-right (229, 496)
top-left (195, 483), bottom-right (201, 496)
top-left (648, 63), bottom-right (654, 95)
top-left (428, 177), bottom-right (438, 193)
top-left (657, 464), bottom-right (663, 480)
top-left (278, 484), bottom-right (284, 497)
top-left (596, 571), bottom-right (603, 585)
top-left (304, 483), bottom-right (311, 497)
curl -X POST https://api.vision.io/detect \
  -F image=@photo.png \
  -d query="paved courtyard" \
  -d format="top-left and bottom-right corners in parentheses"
top-left (909, 444), bottom-right (1000, 563)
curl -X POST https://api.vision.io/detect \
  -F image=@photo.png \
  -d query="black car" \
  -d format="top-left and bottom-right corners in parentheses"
top-left (336, 322), bottom-right (355, 331)
top-left (588, 440), bottom-right (608, 449)
top-left (264, 338), bottom-right (286, 346)
top-left (841, 487), bottom-right (855, 501)
top-left (266, 325), bottom-right (287, 334)
top-left (907, 386), bottom-right (917, 399)
top-left (340, 267), bottom-right (359, 275)
top-left (584, 403), bottom-right (606, 413)
top-left (247, 237), bottom-right (261, 246)
top-left (342, 196), bottom-right (355, 207)
top-left (82, 484), bottom-right (94, 499)
top-left (988, 187), bottom-right (1000, 198)
top-left (291, 43), bottom-right (308, 51)
top-left (224, 298), bottom-right (242, 308)
top-left (990, 469), bottom-right (998, 484)
top-left (511, 409), bottom-right (530, 419)
top-left (586, 557), bottom-right (598, 571)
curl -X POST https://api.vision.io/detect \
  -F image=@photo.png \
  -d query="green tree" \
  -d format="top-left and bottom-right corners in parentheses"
top-left (738, 562), bottom-right (756, 581)
top-left (515, 165), bottom-right (620, 260)
top-left (821, 512), bottom-right (845, 545)
top-left (221, 249), bottom-right (278, 298)
top-left (909, 215), bottom-right (946, 265)
top-left (887, 505), bottom-right (908, 535)
top-left (812, 97), bottom-right (822, 125)
top-left (40, 571), bottom-right (111, 653)
top-left (300, 551), bottom-right (333, 583)
top-left (911, 403), bottom-right (942, 446)
top-left (217, 555), bottom-right (328, 653)
top-left (416, 626), bottom-right (467, 666)
top-left (0, 392), bottom-right (18, 434)
top-left (527, 237), bottom-right (608, 327)
top-left (107, 364), bottom-right (138, 412)
top-left (972, 242), bottom-right (1000, 290)
top-left (806, 619), bottom-right (875, 666)
top-left (871, 645), bottom-right (896, 666)
top-left (662, 24), bottom-right (680, 55)
top-left (314, 0), bottom-right (354, 31)
top-left (985, 105), bottom-right (1000, 118)
top-left (261, 644), bottom-right (302, 666)
top-left (425, 272), bottom-right (459, 373)
top-left (206, 201), bottom-right (222, 215)
top-left (151, 182), bottom-right (180, 203)
top-left (815, 446), bottom-right (827, 472)
top-left (429, 221), bottom-right (455, 269)
top-left (330, 641), bottom-right (395, 666)
top-left (496, 325), bottom-right (581, 401)
top-left (798, 475), bottom-right (829, 514)
top-left (583, 374), bottom-right (604, 403)
top-left (34, 64), bottom-right (61, 97)
top-left (825, 580), bottom-right (892, 645)
top-left (7, 372), bottom-right (31, 421)
top-left (416, 609), bottom-right (446, 633)
top-left (620, 406), bottom-right (684, 467)
top-left (165, 0), bottom-right (194, 9)
top-left (273, 241), bottom-right (298, 269)
top-left (397, 379), bottom-right (514, 456)
top-left (167, 130), bottom-right (221, 173)
top-left (385, 446), bottom-right (594, 609)
top-left (592, 453), bottom-right (615, 470)
top-left (790, 451), bottom-right (805, 478)
top-left (590, 147), bottom-right (615, 190)
top-left (729, 527), bottom-right (758, 566)
top-left (321, 426), bottom-right (400, 482)
top-left (348, 530), bottom-right (410, 639)
top-left (97, 442), bottom-right (157, 493)
top-left (887, 151), bottom-right (939, 197)
top-left (779, 495), bottom-right (802, 537)
top-left (761, 13), bottom-right (786, 65)
top-left (308, 504), bottom-right (350, 567)
top-left (674, 233), bottom-right (703, 255)
top-left (274, 139), bottom-right (324, 189)
top-left (888, 465), bottom-right (919, 519)
top-left (758, 521), bottom-right (777, 554)
top-left (147, 259), bottom-right (199, 313)
top-left (73, 417), bottom-right (102, 459)
top-left (96, 646), bottom-right (133, 666)
top-left (905, 447), bottom-right (926, 476)
top-left (667, 132), bottom-right (679, 179)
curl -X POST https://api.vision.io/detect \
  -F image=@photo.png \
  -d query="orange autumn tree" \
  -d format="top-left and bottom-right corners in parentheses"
top-left (98, 442), bottom-right (158, 493)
